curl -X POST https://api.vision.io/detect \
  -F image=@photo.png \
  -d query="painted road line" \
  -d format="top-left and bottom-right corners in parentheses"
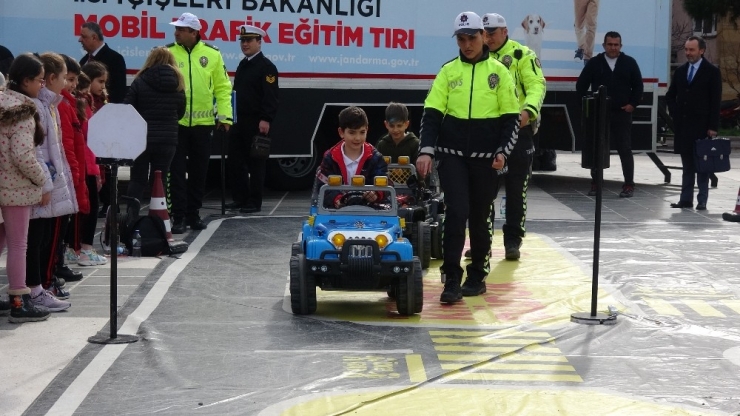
top-left (440, 362), bottom-right (577, 371)
top-left (254, 349), bottom-right (414, 354)
top-left (720, 300), bottom-right (740, 314)
top-left (434, 345), bottom-right (562, 353)
top-left (642, 297), bottom-right (683, 316)
top-left (405, 354), bottom-right (427, 382)
top-left (437, 354), bottom-right (570, 363)
top-left (429, 330), bottom-right (552, 338)
top-left (449, 373), bottom-right (583, 382)
top-left (681, 299), bottom-right (726, 317)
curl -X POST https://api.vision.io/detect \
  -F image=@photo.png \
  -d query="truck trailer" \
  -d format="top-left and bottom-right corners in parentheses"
top-left (0, 0), bottom-right (672, 190)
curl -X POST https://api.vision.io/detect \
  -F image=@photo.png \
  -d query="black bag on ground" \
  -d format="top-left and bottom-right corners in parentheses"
top-left (250, 134), bottom-right (271, 159)
top-left (126, 216), bottom-right (176, 257)
top-left (694, 137), bottom-right (731, 173)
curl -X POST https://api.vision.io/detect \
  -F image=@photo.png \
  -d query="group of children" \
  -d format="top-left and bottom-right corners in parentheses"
top-left (315, 102), bottom-right (420, 201)
top-left (0, 52), bottom-right (111, 323)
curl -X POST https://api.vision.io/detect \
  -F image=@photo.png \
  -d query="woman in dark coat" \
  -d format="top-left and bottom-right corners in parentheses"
top-left (124, 47), bottom-right (186, 204)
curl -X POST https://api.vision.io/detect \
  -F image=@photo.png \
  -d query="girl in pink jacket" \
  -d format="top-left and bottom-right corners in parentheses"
top-left (0, 54), bottom-right (52, 323)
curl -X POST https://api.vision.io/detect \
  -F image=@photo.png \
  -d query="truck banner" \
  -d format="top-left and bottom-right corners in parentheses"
top-left (1, 0), bottom-right (670, 83)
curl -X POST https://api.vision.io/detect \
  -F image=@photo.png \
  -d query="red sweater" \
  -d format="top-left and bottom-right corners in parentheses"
top-left (58, 89), bottom-right (90, 214)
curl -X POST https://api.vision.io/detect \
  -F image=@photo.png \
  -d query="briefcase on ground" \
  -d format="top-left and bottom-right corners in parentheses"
top-left (694, 137), bottom-right (731, 173)
top-left (250, 134), bottom-right (271, 159)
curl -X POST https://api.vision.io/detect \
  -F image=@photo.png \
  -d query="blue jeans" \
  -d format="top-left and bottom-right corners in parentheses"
top-left (680, 151), bottom-right (709, 205)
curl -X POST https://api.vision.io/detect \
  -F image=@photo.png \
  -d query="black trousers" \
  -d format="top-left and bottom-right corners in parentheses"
top-left (437, 154), bottom-right (500, 283)
top-left (127, 142), bottom-right (177, 204)
top-left (590, 110), bottom-right (634, 186)
top-left (228, 121), bottom-right (267, 208)
top-left (26, 217), bottom-right (54, 288)
top-left (500, 125), bottom-right (534, 247)
top-left (169, 125), bottom-right (212, 221)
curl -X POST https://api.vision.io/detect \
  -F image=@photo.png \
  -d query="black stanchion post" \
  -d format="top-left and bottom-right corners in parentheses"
top-left (572, 85), bottom-right (617, 325)
top-left (89, 160), bottom-right (139, 344)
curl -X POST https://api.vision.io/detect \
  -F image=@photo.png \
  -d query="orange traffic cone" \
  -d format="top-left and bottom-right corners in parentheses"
top-left (149, 170), bottom-right (175, 241)
top-left (723, 186), bottom-right (740, 223)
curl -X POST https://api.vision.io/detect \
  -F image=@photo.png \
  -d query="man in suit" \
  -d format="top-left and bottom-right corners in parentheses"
top-left (78, 22), bottom-right (127, 103)
top-left (665, 36), bottom-right (721, 211)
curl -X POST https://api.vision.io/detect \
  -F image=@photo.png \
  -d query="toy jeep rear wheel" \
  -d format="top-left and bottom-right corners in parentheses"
top-left (289, 254), bottom-right (316, 315)
top-left (396, 257), bottom-right (423, 315)
top-left (430, 214), bottom-right (444, 259)
top-left (411, 221), bottom-right (432, 269)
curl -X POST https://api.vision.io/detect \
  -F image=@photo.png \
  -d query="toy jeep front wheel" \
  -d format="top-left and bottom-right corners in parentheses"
top-left (289, 254), bottom-right (317, 315)
top-left (396, 257), bottom-right (423, 315)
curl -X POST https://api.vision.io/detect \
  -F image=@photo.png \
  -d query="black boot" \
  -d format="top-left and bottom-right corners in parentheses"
top-left (461, 277), bottom-right (487, 296)
top-left (8, 293), bottom-right (50, 323)
top-left (56, 264), bottom-right (83, 282)
top-left (171, 218), bottom-right (186, 234)
top-left (440, 278), bottom-right (462, 304)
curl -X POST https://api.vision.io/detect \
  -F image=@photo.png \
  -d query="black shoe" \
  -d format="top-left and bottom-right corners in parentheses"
top-left (440, 280), bottom-right (463, 303)
top-left (224, 201), bottom-right (245, 210)
top-left (239, 205), bottom-right (261, 214)
top-left (670, 201), bottom-right (693, 208)
top-left (505, 243), bottom-right (521, 261)
top-left (461, 278), bottom-right (486, 297)
top-left (187, 217), bottom-right (207, 231)
top-left (619, 185), bottom-right (634, 198)
top-left (55, 265), bottom-right (83, 282)
top-left (172, 219), bottom-right (186, 234)
top-left (574, 48), bottom-right (584, 60)
top-left (8, 294), bottom-right (50, 323)
top-left (696, 203), bottom-right (707, 210)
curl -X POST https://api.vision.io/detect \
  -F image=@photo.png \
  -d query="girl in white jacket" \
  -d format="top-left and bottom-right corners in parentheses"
top-left (26, 52), bottom-right (78, 312)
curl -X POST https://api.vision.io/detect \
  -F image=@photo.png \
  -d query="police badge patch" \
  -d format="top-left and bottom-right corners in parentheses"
top-left (488, 73), bottom-right (500, 89)
top-left (502, 55), bottom-right (513, 68)
top-left (199, 56), bottom-right (209, 68)
top-left (535, 57), bottom-right (542, 68)
top-left (266, 75), bottom-right (276, 84)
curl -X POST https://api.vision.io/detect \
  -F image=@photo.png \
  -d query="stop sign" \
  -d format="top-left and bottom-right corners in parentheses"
top-left (88, 104), bottom-right (147, 161)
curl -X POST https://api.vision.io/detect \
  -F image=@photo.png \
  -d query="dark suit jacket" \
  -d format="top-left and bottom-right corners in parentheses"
top-left (665, 58), bottom-right (721, 154)
top-left (80, 44), bottom-right (127, 104)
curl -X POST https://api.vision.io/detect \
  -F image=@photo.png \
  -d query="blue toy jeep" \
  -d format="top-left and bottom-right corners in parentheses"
top-left (290, 175), bottom-right (423, 316)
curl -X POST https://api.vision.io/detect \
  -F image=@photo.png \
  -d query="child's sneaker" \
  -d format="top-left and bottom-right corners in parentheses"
top-left (49, 277), bottom-right (71, 300)
top-left (64, 247), bottom-right (79, 264)
top-left (78, 248), bottom-right (108, 266)
top-left (30, 290), bottom-right (71, 312)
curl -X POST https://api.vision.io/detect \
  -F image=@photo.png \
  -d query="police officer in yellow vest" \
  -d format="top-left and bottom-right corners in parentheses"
top-left (482, 12), bottom-right (546, 261)
top-left (167, 12), bottom-right (233, 233)
top-left (416, 12), bottom-right (520, 304)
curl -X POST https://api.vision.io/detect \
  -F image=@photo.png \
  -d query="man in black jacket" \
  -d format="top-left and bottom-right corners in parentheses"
top-left (78, 22), bottom-right (127, 104)
top-left (226, 25), bottom-right (279, 214)
top-left (576, 31), bottom-right (643, 198)
top-left (665, 36), bottom-right (722, 211)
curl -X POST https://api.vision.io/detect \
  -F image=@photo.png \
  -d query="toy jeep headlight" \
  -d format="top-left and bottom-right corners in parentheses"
top-left (375, 234), bottom-right (389, 249)
top-left (331, 233), bottom-right (346, 249)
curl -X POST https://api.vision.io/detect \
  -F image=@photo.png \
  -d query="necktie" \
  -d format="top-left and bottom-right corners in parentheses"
top-left (688, 65), bottom-right (695, 83)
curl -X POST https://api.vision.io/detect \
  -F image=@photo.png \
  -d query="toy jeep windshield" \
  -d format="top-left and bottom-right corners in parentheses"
top-left (289, 175), bottom-right (423, 316)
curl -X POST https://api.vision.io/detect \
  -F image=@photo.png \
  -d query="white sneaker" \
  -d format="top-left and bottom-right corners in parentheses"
top-left (64, 247), bottom-right (79, 264)
top-left (78, 249), bottom-right (108, 266)
top-left (30, 290), bottom-right (71, 312)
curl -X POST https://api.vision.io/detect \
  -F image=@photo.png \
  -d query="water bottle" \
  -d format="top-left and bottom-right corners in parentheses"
top-left (500, 196), bottom-right (507, 216)
top-left (132, 229), bottom-right (142, 258)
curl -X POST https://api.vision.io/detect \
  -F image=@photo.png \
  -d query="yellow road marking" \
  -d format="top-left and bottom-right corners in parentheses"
top-left (682, 299), bottom-right (725, 317)
top-left (643, 297), bottom-right (683, 315)
top-left (720, 299), bottom-right (740, 314)
top-left (434, 345), bottom-right (561, 354)
top-left (429, 330), bottom-right (552, 337)
top-left (405, 354), bottom-right (427, 383)
top-left (448, 372), bottom-right (584, 382)
top-left (441, 362), bottom-right (577, 372)
top-left (430, 337), bottom-right (554, 345)
top-left (437, 354), bottom-right (570, 363)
